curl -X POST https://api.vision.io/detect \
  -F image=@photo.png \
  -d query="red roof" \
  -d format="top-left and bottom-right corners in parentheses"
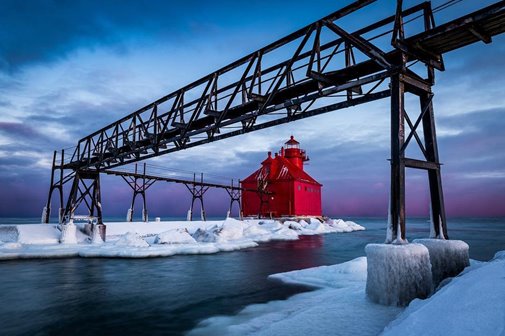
top-left (285, 135), bottom-right (299, 146)
top-left (242, 155), bottom-right (321, 186)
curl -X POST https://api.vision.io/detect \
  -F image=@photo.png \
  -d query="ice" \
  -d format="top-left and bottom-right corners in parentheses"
top-left (383, 251), bottom-right (505, 336)
top-left (413, 239), bottom-right (470, 287)
top-left (0, 217), bottom-right (364, 260)
top-left (217, 218), bottom-right (245, 241)
top-left (154, 229), bottom-right (197, 244)
top-left (114, 232), bottom-right (149, 248)
top-left (189, 257), bottom-right (402, 336)
top-left (365, 243), bottom-right (432, 306)
top-left (0, 225), bottom-right (18, 242)
top-left (59, 222), bottom-right (78, 244)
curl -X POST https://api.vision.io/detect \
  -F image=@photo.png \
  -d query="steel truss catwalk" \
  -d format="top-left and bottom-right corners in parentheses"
top-left (44, 0), bottom-right (505, 241)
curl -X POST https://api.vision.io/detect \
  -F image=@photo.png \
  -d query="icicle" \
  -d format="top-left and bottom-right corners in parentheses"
top-left (58, 208), bottom-right (64, 224)
top-left (393, 217), bottom-right (408, 245)
top-left (226, 210), bottom-right (231, 219)
top-left (200, 208), bottom-right (206, 221)
top-left (142, 208), bottom-right (148, 222)
top-left (126, 208), bottom-right (133, 222)
top-left (41, 207), bottom-right (48, 224)
top-left (385, 193), bottom-right (393, 244)
top-left (429, 202), bottom-right (436, 238)
top-left (187, 209), bottom-right (192, 221)
top-left (437, 215), bottom-right (446, 240)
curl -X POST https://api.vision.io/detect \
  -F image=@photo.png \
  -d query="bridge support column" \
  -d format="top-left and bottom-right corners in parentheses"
top-left (225, 179), bottom-right (242, 220)
top-left (43, 150), bottom-right (65, 224)
top-left (387, 71), bottom-right (448, 243)
top-left (63, 169), bottom-right (106, 241)
top-left (121, 163), bottom-right (154, 223)
top-left (186, 173), bottom-right (209, 221)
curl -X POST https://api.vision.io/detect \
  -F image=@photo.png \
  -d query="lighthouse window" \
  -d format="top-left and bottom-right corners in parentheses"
top-left (305, 186), bottom-right (307, 191)
top-left (298, 185), bottom-right (301, 191)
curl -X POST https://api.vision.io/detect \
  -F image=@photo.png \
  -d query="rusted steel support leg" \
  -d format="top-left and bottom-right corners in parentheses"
top-left (389, 73), bottom-right (406, 243)
top-left (43, 151), bottom-right (57, 223)
top-left (421, 92), bottom-right (448, 239)
top-left (200, 197), bottom-right (206, 221)
top-left (64, 172), bottom-right (80, 223)
top-left (142, 191), bottom-right (148, 222)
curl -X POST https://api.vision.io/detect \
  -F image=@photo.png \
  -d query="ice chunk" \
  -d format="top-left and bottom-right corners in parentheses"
top-left (0, 225), bottom-right (18, 243)
top-left (365, 243), bottom-right (432, 306)
top-left (271, 227), bottom-right (299, 240)
top-left (243, 223), bottom-right (271, 238)
top-left (413, 239), bottom-right (470, 287)
top-left (192, 226), bottom-right (220, 243)
top-left (284, 221), bottom-right (303, 231)
top-left (114, 232), bottom-right (149, 248)
top-left (217, 218), bottom-right (244, 241)
top-left (154, 229), bottom-right (197, 244)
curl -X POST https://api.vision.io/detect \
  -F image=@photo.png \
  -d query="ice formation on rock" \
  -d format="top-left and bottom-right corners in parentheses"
top-left (413, 239), bottom-right (470, 287)
top-left (365, 243), bottom-right (432, 306)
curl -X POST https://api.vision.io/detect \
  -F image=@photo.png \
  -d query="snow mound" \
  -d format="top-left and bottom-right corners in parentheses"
top-left (114, 232), bottom-right (149, 248)
top-left (366, 243), bottom-right (432, 306)
top-left (243, 223), bottom-right (271, 240)
top-left (327, 219), bottom-right (365, 232)
top-left (270, 256), bottom-right (368, 289)
top-left (413, 239), bottom-right (470, 287)
top-left (217, 218), bottom-right (244, 241)
top-left (154, 229), bottom-right (197, 245)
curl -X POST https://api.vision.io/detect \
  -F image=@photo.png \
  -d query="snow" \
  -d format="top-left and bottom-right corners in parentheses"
top-left (154, 229), bottom-right (197, 244)
top-left (382, 251), bottom-right (505, 336)
top-left (59, 222), bottom-right (78, 244)
top-left (114, 232), bottom-right (150, 248)
top-left (365, 243), bottom-right (432, 306)
top-left (0, 217), bottom-right (365, 260)
top-left (190, 244), bottom-right (505, 336)
top-left (189, 257), bottom-right (403, 336)
top-left (413, 239), bottom-right (470, 287)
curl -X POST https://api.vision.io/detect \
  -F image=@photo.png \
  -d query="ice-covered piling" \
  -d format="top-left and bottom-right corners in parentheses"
top-left (60, 220), bottom-right (78, 244)
top-left (414, 239), bottom-right (470, 287)
top-left (365, 243), bottom-right (432, 306)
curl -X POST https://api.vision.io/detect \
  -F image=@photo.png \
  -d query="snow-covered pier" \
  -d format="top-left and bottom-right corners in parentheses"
top-left (0, 218), bottom-right (364, 260)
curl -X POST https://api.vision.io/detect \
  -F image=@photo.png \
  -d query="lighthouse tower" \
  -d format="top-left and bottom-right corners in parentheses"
top-left (241, 136), bottom-right (322, 218)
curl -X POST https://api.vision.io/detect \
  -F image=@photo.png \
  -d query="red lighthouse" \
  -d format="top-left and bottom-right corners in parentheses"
top-left (241, 136), bottom-right (322, 218)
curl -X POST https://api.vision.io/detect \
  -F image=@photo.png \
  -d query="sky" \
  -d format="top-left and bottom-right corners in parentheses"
top-left (0, 0), bottom-right (504, 220)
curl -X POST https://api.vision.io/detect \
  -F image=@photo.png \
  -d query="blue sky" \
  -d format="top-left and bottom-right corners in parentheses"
top-left (0, 0), bottom-right (504, 219)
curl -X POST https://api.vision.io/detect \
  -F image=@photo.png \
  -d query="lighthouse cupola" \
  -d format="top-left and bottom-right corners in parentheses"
top-left (283, 135), bottom-right (309, 169)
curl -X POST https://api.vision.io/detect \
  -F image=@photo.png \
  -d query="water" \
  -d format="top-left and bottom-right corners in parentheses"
top-left (0, 217), bottom-right (504, 335)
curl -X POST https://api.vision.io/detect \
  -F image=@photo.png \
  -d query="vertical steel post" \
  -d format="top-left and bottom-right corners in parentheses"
top-left (421, 92), bottom-right (448, 239)
top-left (389, 73), bottom-right (406, 242)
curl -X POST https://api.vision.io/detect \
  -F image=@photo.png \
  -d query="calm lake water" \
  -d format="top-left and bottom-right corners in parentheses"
top-left (0, 217), bottom-right (504, 336)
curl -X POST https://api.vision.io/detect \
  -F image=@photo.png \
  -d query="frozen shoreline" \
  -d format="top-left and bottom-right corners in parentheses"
top-left (0, 217), bottom-right (365, 260)
top-left (190, 250), bottom-right (505, 336)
